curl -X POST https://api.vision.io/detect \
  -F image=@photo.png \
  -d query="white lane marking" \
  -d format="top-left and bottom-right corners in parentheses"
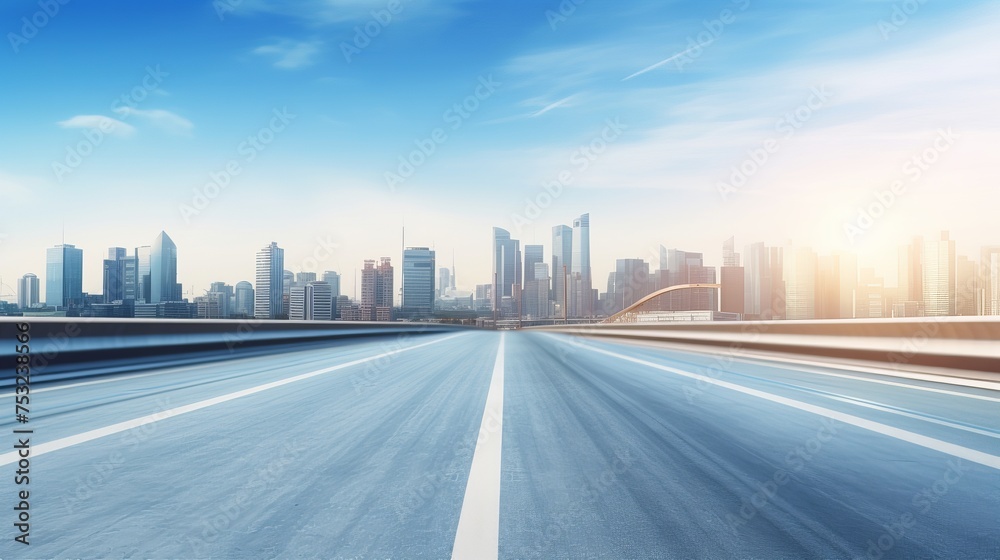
top-left (452, 333), bottom-right (505, 560)
top-left (556, 336), bottom-right (1000, 471)
top-left (731, 355), bottom-right (1000, 401)
top-left (821, 393), bottom-right (1000, 440)
top-left (0, 342), bottom-right (380, 399)
top-left (0, 333), bottom-right (469, 467)
top-left (604, 338), bottom-right (1000, 402)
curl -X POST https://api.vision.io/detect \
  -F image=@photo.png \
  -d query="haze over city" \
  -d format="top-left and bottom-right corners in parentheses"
top-left (3, 0), bottom-right (1000, 298)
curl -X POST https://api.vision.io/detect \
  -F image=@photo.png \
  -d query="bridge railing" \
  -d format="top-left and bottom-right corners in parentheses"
top-left (0, 318), bottom-right (465, 387)
top-left (530, 317), bottom-right (1000, 378)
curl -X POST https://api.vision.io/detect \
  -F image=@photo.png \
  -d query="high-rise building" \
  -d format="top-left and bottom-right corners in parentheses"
top-left (723, 236), bottom-right (740, 267)
top-left (551, 225), bottom-right (572, 313)
top-left (475, 284), bottom-right (493, 313)
top-left (360, 258), bottom-right (394, 321)
top-left (720, 265), bottom-right (744, 317)
top-left (815, 254), bottom-right (841, 319)
top-left (306, 281), bottom-right (334, 321)
top-left (282, 270), bottom-right (294, 318)
top-left (17, 273), bottom-right (39, 310)
top-left (150, 232), bottom-right (180, 303)
top-left (743, 242), bottom-right (770, 320)
top-left (103, 247), bottom-right (130, 303)
top-left (438, 268), bottom-right (451, 298)
top-left (135, 245), bottom-right (151, 303)
top-left (898, 237), bottom-right (924, 311)
top-left (610, 258), bottom-right (653, 314)
top-left (492, 227), bottom-right (521, 317)
top-left (768, 246), bottom-right (786, 320)
top-left (296, 272), bottom-right (317, 285)
top-left (524, 245), bottom-right (544, 283)
top-left (523, 262), bottom-right (551, 319)
top-left (922, 231), bottom-right (956, 316)
top-left (235, 281), bottom-right (254, 318)
top-left (956, 255), bottom-right (978, 316)
top-left (982, 246), bottom-right (1000, 316)
top-left (783, 246), bottom-right (817, 320)
top-left (837, 251), bottom-right (858, 319)
top-left (209, 281), bottom-right (234, 318)
top-left (322, 271), bottom-right (341, 318)
top-left (657, 247), bottom-right (716, 312)
top-left (402, 247), bottom-right (436, 315)
top-left (857, 268), bottom-right (886, 318)
top-left (570, 214), bottom-right (592, 317)
top-left (289, 286), bottom-right (306, 320)
top-left (45, 244), bottom-right (83, 308)
top-left (255, 242), bottom-right (285, 319)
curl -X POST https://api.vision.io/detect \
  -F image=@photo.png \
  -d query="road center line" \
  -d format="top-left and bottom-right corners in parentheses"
top-left (553, 335), bottom-right (1000, 471)
top-left (452, 333), bottom-right (505, 560)
top-left (0, 332), bottom-right (469, 467)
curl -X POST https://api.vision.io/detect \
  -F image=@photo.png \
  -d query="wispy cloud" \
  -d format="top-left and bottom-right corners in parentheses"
top-left (113, 107), bottom-right (194, 134)
top-left (622, 38), bottom-right (717, 81)
top-left (253, 39), bottom-right (323, 69)
top-left (531, 95), bottom-right (580, 117)
top-left (233, 0), bottom-right (470, 24)
top-left (57, 115), bottom-right (136, 136)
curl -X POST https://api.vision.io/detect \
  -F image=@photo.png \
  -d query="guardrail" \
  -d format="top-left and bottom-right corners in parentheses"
top-left (530, 317), bottom-right (1000, 376)
top-left (0, 318), bottom-right (465, 387)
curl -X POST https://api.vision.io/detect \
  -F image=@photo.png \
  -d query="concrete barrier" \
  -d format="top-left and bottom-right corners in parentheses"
top-left (0, 318), bottom-right (465, 387)
top-left (531, 317), bottom-right (1000, 375)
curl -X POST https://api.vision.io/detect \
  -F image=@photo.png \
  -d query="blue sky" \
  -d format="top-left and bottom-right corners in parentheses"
top-left (2, 0), bottom-right (998, 299)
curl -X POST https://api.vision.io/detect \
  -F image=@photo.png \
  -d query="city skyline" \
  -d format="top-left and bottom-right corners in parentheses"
top-left (2, 0), bottom-right (1000, 300)
top-left (5, 222), bottom-right (1000, 321)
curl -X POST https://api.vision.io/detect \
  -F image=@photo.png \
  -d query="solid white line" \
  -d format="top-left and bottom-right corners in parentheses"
top-left (556, 336), bottom-right (1000, 471)
top-left (601, 337), bottom-right (1000, 399)
top-left (0, 333), bottom-right (468, 467)
top-left (821, 393), bottom-right (1000, 440)
top-left (452, 333), bottom-right (505, 560)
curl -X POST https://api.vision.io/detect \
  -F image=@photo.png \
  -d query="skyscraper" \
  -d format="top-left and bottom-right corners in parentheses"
top-left (610, 258), bottom-right (653, 314)
top-left (523, 245), bottom-right (544, 283)
top-left (103, 247), bottom-right (128, 303)
top-left (209, 281), bottom-right (234, 318)
top-left (898, 236), bottom-right (924, 310)
top-left (551, 225), bottom-right (572, 316)
top-left (956, 255), bottom-right (978, 316)
top-left (492, 227), bottom-right (521, 317)
top-left (289, 286), bottom-right (306, 320)
top-left (657, 247), bottom-right (715, 312)
top-left (235, 281), bottom-right (254, 318)
top-left (720, 264), bottom-right (744, 317)
top-left (255, 242), bottom-right (284, 319)
top-left (150, 231), bottom-right (180, 303)
top-left (815, 254), bottom-right (841, 319)
top-left (282, 270), bottom-right (294, 318)
top-left (523, 262), bottom-right (550, 319)
top-left (783, 246), bottom-right (817, 320)
top-left (723, 236), bottom-right (740, 267)
top-left (922, 231), bottom-right (956, 316)
top-left (743, 242), bottom-right (771, 320)
top-left (135, 245), bottom-right (151, 303)
top-left (322, 271), bottom-right (341, 318)
top-left (17, 273), bottom-right (39, 310)
top-left (45, 244), bottom-right (83, 308)
top-left (360, 258), bottom-right (394, 321)
top-left (570, 213), bottom-right (592, 317)
top-left (402, 247), bottom-right (436, 315)
top-left (438, 268), bottom-right (451, 298)
top-left (982, 246), bottom-right (1000, 316)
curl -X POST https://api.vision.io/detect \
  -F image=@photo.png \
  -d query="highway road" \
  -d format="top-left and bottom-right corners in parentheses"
top-left (2, 330), bottom-right (998, 558)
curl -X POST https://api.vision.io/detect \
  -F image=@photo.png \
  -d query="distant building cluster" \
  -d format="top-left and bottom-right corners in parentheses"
top-left (3, 225), bottom-right (998, 323)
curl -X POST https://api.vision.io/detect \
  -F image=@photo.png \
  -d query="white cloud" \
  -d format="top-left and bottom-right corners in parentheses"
top-left (57, 115), bottom-right (136, 137)
top-left (233, 0), bottom-right (470, 24)
top-left (253, 39), bottom-right (323, 69)
top-left (113, 107), bottom-right (194, 134)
